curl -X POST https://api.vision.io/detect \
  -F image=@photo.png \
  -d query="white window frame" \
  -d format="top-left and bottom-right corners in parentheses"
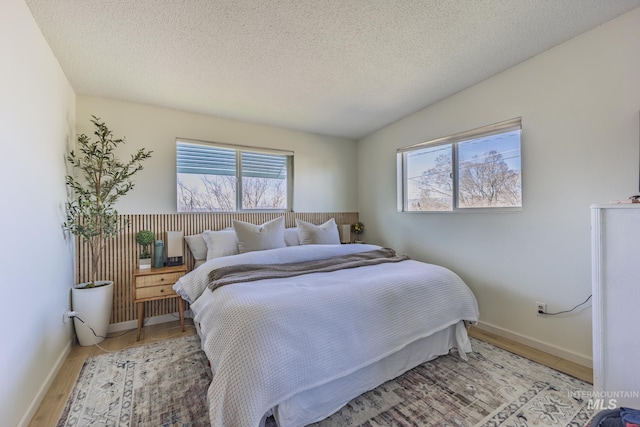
top-left (397, 118), bottom-right (522, 213)
top-left (176, 138), bottom-right (293, 212)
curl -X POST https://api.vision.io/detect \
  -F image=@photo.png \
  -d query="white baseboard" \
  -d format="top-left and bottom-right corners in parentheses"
top-left (18, 339), bottom-right (72, 427)
top-left (108, 310), bottom-right (193, 333)
top-left (475, 320), bottom-right (593, 368)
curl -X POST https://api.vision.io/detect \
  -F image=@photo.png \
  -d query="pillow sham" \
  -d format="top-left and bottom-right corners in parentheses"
top-left (184, 232), bottom-right (209, 262)
top-left (233, 217), bottom-right (286, 253)
top-left (203, 229), bottom-right (239, 260)
top-left (284, 227), bottom-right (300, 246)
top-left (295, 218), bottom-right (340, 245)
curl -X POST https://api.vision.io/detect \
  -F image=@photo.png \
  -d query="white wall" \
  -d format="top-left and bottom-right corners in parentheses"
top-left (0, 1), bottom-right (76, 426)
top-left (76, 96), bottom-right (358, 214)
top-left (358, 8), bottom-right (640, 366)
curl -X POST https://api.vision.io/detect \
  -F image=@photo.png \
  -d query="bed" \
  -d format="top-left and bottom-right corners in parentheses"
top-left (174, 218), bottom-right (479, 427)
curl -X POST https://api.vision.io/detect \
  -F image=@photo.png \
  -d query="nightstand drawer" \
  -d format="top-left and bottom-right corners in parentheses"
top-left (135, 284), bottom-right (176, 300)
top-left (135, 272), bottom-right (184, 288)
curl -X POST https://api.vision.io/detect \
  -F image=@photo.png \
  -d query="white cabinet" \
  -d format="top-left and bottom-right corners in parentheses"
top-left (591, 204), bottom-right (640, 407)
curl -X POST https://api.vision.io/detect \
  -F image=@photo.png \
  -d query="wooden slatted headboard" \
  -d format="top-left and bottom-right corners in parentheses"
top-left (74, 212), bottom-right (359, 324)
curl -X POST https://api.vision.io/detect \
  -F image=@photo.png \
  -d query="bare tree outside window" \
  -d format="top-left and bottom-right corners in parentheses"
top-left (458, 150), bottom-right (521, 208)
top-left (408, 148), bottom-right (453, 211)
top-left (242, 177), bottom-right (286, 210)
top-left (177, 175), bottom-right (286, 212)
top-left (177, 175), bottom-right (236, 212)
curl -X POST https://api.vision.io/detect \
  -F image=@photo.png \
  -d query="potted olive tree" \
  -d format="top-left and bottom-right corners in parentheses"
top-left (64, 115), bottom-right (152, 346)
top-left (136, 230), bottom-right (154, 269)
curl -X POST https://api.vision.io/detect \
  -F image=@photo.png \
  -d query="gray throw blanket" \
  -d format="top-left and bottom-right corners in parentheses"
top-left (208, 248), bottom-right (410, 291)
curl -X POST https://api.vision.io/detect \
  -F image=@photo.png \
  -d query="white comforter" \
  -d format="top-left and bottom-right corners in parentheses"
top-left (179, 244), bottom-right (479, 427)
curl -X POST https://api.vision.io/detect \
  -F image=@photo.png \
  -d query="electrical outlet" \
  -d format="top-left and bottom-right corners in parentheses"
top-left (63, 310), bottom-right (76, 323)
top-left (536, 301), bottom-right (547, 315)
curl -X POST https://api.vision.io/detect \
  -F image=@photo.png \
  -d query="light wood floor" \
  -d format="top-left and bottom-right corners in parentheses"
top-left (468, 326), bottom-right (593, 383)
top-left (28, 321), bottom-right (592, 427)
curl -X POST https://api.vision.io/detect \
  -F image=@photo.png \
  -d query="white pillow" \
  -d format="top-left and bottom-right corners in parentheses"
top-left (184, 232), bottom-right (209, 261)
top-left (284, 227), bottom-right (300, 246)
top-left (232, 217), bottom-right (286, 254)
top-left (295, 218), bottom-right (341, 245)
top-left (203, 229), bottom-right (239, 260)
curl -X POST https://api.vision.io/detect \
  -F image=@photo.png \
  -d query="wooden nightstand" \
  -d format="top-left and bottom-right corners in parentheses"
top-left (133, 264), bottom-right (188, 341)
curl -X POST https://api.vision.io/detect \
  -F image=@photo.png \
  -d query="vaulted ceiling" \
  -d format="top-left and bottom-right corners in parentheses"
top-left (26, 0), bottom-right (640, 139)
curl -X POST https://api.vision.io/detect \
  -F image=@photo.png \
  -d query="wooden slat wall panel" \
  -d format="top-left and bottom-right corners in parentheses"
top-left (75, 212), bottom-right (359, 324)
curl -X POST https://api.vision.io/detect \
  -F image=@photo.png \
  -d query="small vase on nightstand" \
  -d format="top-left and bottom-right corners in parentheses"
top-left (352, 222), bottom-right (364, 244)
top-left (153, 240), bottom-right (165, 268)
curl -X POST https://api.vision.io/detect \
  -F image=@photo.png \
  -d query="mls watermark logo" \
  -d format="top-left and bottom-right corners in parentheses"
top-left (568, 390), bottom-right (640, 410)
top-left (588, 397), bottom-right (618, 410)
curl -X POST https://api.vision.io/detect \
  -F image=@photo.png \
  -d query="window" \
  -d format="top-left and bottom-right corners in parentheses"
top-left (397, 118), bottom-right (522, 212)
top-left (176, 139), bottom-right (293, 212)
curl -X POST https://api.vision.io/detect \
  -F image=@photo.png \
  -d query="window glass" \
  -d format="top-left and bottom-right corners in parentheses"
top-left (406, 144), bottom-right (453, 211)
top-left (176, 140), bottom-right (292, 212)
top-left (398, 118), bottom-right (522, 212)
top-left (241, 152), bottom-right (288, 210)
top-left (457, 130), bottom-right (521, 208)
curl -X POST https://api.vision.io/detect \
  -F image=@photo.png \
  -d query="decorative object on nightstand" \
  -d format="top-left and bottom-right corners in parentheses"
top-left (64, 115), bottom-right (152, 346)
top-left (340, 224), bottom-right (352, 243)
top-left (352, 221), bottom-right (364, 243)
top-left (133, 264), bottom-right (188, 341)
top-left (135, 230), bottom-right (154, 269)
top-left (165, 230), bottom-right (184, 266)
top-left (153, 239), bottom-right (165, 268)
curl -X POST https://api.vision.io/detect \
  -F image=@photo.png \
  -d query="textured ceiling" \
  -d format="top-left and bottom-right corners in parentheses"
top-left (25, 0), bottom-right (640, 139)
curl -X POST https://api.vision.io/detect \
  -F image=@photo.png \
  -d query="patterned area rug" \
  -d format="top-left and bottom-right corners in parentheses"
top-left (56, 335), bottom-right (211, 426)
top-left (307, 338), bottom-right (593, 427)
top-left (57, 334), bottom-right (593, 427)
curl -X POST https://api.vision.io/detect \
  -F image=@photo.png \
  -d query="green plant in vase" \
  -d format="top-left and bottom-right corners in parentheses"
top-left (136, 230), bottom-right (154, 269)
top-left (63, 115), bottom-right (152, 346)
top-left (352, 221), bottom-right (364, 243)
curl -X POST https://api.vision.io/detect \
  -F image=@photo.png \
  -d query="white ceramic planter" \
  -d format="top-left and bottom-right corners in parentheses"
top-left (139, 258), bottom-right (151, 269)
top-left (71, 281), bottom-right (114, 346)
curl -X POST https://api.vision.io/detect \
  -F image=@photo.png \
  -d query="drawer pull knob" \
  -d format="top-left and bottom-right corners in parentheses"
top-left (160, 289), bottom-right (164, 292)
top-left (160, 278), bottom-right (165, 281)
